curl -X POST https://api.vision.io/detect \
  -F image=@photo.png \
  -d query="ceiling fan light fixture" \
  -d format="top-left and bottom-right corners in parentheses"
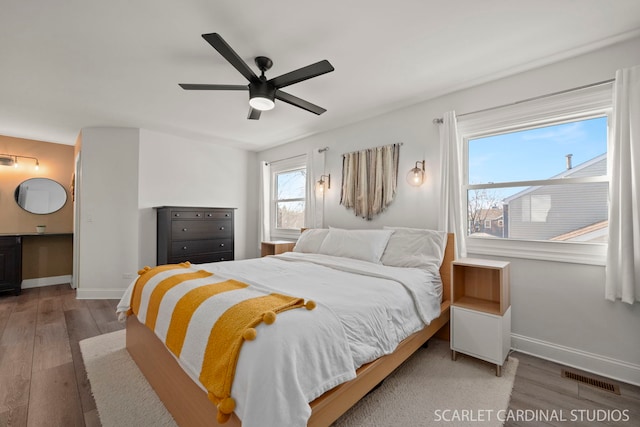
top-left (249, 96), bottom-right (275, 111)
top-left (249, 81), bottom-right (276, 111)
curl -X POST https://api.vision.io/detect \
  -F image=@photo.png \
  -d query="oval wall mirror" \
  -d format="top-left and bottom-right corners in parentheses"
top-left (14, 178), bottom-right (68, 215)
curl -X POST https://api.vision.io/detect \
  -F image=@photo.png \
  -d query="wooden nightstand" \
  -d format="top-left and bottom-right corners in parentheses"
top-left (450, 258), bottom-right (511, 376)
top-left (261, 241), bottom-right (296, 257)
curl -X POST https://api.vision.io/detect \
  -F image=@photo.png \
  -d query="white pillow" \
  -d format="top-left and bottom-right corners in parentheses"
top-left (317, 228), bottom-right (394, 264)
top-left (293, 229), bottom-right (329, 253)
top-left (380, 227), bottom-right (447, 270)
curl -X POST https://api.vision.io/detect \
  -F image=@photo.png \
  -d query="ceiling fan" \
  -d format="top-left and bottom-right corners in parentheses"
top-left (179, 33), bottom-right (335, 120)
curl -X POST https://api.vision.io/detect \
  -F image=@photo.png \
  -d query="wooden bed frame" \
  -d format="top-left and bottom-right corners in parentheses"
top-left (126, 233), bottom-right (454, 427)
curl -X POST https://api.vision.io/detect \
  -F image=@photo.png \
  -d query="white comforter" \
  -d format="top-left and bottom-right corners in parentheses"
top-left (117, 252), bottom-right (442, 427)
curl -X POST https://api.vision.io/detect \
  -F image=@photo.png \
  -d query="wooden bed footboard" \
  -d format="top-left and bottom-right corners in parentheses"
top-left (126, 233), bottom-right (454, 427)
top-left (126, 302), bottom-right (449, 427)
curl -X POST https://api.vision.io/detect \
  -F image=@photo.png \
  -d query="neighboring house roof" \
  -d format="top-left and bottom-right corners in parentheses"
top-left (550, 220), bottom-right (608, 242)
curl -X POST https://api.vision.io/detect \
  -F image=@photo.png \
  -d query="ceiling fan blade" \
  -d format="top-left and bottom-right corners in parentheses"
top-left (275, 90), bottom-right (327, 115)
top-left (268, 60), bottom-right (334, 89)
top-left (202, 33), bottom-right (258, 82)
top-left (247, 107), bottom-right (261, 120)
top-left (179, 84), bottom-right (248, 90)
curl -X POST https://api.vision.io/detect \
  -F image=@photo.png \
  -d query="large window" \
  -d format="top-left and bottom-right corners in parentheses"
top-left (270, 156), bottom-right (306, 239)
top-left (458, 83), bottom-right (612, 264)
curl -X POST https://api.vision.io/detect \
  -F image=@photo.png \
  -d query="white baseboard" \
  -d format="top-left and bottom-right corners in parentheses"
top-left (76, 288), bottom-right (127, 300)
top-left (511, 333), bottom-right (640, 387)
top-left (21, 275), bottom-right (72, 289)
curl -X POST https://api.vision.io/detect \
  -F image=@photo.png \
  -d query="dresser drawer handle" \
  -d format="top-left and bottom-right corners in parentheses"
top-left (174, 213), bottom-right (180, 217)
top-left (219, 226), bottom-right (225, 230)
top-left (225, 213), bottom-right (230, 217)
top-left (207, 213), bottom-right (212, 217)
top-left (220, 243), bottom-right (225, 247)
top-left (182, 228), bottom-right (188, 232)
top-left (220, 258), bottom-right (225, 261)
top-left (196, 213), bottom-right (201, 217)
top-left (182, 246), bottom-right (188, 250)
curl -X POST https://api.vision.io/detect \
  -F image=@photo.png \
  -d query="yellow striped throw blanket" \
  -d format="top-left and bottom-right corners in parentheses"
top-left (129, 262), bottom-right (316, 424)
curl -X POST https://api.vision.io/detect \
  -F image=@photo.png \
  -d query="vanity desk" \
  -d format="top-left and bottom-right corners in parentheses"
top-left (0, 174), bottom-right (73, 296)
top-left (0, 233), bottom-right (73, 296)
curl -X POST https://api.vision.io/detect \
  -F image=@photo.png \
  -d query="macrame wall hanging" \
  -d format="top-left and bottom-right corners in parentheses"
top-left (340, 143), bottom-right (400, 220)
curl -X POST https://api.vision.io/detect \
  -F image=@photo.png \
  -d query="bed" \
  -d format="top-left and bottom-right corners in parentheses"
top-left (119, 228), bottom-right (454, 427)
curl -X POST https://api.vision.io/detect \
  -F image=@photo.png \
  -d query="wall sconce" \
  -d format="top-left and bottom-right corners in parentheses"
top-left (0, 154), bottom-right (40, 170)
top-left (407, 160), bottom-right (425, 186)
top-left (318, 174), bottom-right (331, 193)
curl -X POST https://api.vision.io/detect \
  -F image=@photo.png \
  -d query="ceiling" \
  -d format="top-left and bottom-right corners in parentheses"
top-left (2, 1), bottom-right (640, 151)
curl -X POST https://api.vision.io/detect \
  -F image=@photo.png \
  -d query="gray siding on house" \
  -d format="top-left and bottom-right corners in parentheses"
top-left (506, 157), bottom-right (607, 241)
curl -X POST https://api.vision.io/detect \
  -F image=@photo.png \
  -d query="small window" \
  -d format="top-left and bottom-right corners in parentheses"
top-left (275, 168), bottom-right (306, 229)
top-left (269, 156), bottom-right (307, 240)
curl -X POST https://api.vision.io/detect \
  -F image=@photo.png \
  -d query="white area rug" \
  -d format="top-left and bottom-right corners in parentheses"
top-left (80, 330), bottom-right (177, 427)
top-left (80, 329), bottom-right (518, 427)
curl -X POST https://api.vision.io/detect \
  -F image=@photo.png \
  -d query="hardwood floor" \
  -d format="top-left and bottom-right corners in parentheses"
top-left (505, 352), bottom-right (640, 426)
top-left (0, 284), bottom-right (123, 427)
top-left (0, 283), bottom-right (638, 427)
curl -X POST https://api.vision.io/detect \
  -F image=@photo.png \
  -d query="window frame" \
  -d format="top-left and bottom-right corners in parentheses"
top-left (457, 83), bottom-right (613, 265)
top-left (269, 155), bottom-right (307, 240)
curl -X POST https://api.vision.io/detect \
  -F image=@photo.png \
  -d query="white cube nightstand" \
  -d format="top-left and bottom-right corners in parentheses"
top-left (450, 258), bottom-right (511, 376)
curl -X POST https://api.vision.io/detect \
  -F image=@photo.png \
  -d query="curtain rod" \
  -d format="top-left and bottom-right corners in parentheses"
top-left (432, 78), bottom-right (615, 124)
top-left (264, 153), bottom-right (306, 166)
top-left (341, 142), bottom-right (402, 157)
top-left (264, 147), bottom-right (329, 166)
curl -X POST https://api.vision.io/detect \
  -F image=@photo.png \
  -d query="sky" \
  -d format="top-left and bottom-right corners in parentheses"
top-left (467, 116), bottom-right (608, 200)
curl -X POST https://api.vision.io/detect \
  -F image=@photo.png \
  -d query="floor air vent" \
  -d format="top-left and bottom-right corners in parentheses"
top-left (561, 369), bottom-right (621, 395)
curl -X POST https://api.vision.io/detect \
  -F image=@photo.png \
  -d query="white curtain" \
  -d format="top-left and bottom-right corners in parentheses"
top-left (259, 161), bottom-right (271, 242)
top-left (606, 65), bottom-right (640, 304)
top-left (438, 111), bottom-right (467, 259)
top-left (340, 143), bottom-right (400, 220)
top-left (304, 148), bottom-right (326, 228)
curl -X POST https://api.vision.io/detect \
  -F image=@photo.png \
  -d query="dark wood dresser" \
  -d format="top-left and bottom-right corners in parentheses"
top-left (0, 236), bottom-right (22, 295)
top-left (156, 206), bottom-right (235, 265)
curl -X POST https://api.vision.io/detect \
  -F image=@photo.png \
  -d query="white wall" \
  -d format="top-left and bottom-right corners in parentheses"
top-left (76, 127), bottom-right (140, 299)
top-left (137, 129), bottom-right (257, 267)
top-left (257, 36), bottom-right (640, 385)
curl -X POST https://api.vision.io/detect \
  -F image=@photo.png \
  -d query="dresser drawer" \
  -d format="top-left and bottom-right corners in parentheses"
top-left (170, 210), bottom-right (206, 219)
top-left (171, 239), bottom-right (232, 256)
top-left (171, 220), bottom-right (232, 240)
top-left (0, 236), bottom-right (21, 295)
top-left (0, 236), bottom-right (21, 248)
top-left (203, 209), bottom-right (233, 220)
top-left (169, 251), bottom-right (234, 264)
